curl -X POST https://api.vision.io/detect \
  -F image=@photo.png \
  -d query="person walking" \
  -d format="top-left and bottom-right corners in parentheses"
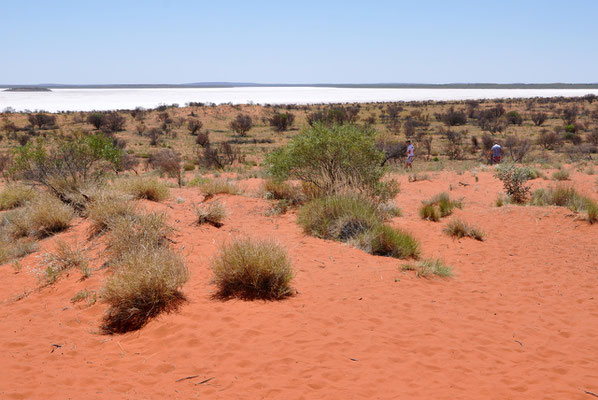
top-left (405, 140), bottom-right (415, 170)
top-left (490, 143), bottom-right (502, 165)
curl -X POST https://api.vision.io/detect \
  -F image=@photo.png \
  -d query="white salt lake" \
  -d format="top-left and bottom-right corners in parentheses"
top-left (2, 87), bottom-right (598, 112)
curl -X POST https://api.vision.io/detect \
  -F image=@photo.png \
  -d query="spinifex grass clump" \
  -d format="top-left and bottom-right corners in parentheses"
top-left (40, 240), bottom-right (90, 286)
top-left (419, 193), bottom-right (462, 221)
top-left (85, 190), bottom-right (138, 236)
top-left (194, 201), bottom-right (228, 227)
top-left (101, 211), bottom-right (188, 333)
top-left (118, 176), bottom-right (169, 202)
top-left (530, 186), bottom-right (598, 223)
top-left (262, 179), bottom-right (305, 205)
top-left (443, 218), bottom-right (485, 241)
top-left (402, 258), bottom-right (453, 278)
top-left (0, 184), bottom-right (36, 210)
top-left (298, 193), bottom-right (419, 259)
top-left (211, 238), bottom-right (294, 300)
top-left (199, 179), bottom-right (241, 198)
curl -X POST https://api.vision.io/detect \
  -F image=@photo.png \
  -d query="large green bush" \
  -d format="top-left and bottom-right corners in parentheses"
top-left (266, 123), bottom-right (393, 199)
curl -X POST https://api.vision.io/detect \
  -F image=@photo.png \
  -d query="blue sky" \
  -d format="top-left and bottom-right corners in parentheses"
top-left (1, 0), bottom-right (597, 84)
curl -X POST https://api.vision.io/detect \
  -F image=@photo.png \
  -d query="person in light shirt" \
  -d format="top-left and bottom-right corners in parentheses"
top-left (405, 139), bottom-right (414, 170)
top-left (490, 143), bottom-right (502, 165)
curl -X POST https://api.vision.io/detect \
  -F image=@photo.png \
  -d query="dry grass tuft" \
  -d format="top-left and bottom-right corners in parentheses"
top-left (402, 258), bottom-right (453, 278)
top-left (199, 179), bottom-right (241, 198)
top-left (101, 247), bottom-right (188, 333)
top-left (118, 177), bottom-right (169, 201)
top-left (105, 213), bottom-right (171, 263)
top-left (86, 190), bottom-right (138, 236)
top-left (262, 179), bottom-right (304, 205)
top-left (40, 240), bottom-right (90, 285)
top-left (25, 194), bottom-right (74, 237)
top-left (530, 185), bottom-right (598, 223)
top-left (211, 237), bottom-right (294, 300)
top-left (0, 184), bottom-right (36, 210)
top-left (194, 201), bottom-right (228, 227)
top-left (443, 218), bottom-right (485, 241)
top-left (552, 169), bottom-right (570, 181)
top-left (0, 239), bottom-right (38, 264)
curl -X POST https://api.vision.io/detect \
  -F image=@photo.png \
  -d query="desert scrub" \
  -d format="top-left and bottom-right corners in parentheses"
top-left (443, 218), bottom-right (485, 241)
top-left (40, 240), bottom-right (90, 285)
top-left (494, 164), bottom-right (534, 203)
top-left (118, 176), bottom-right (169, 201)
top-left (266, 123), bottom-right (397, 200)
top-left (71, 289), bottom-right (97, 306)
top-left (86, 190), bottom-right (138, 235)
top-left (552, 169), bottom-right (570, 181)
top-left (101, 247), bottom-right (189, 333)
top-left (530, 186), bottom-right (598, 223)
top-left (297, 193), bottom-right (382, 240)
top-left (194, 201), bottom-right (228, 227)
top-left (0, 184), bottom-right (36, 210)
top-left (199, 179), bottom-right (241, 197)
top-left (211, 237), bottom-right (294, 300)
top-left (419, 193), bottom-right (462, 221)
top-left (402, 258), bottom-right (453, 278)
top-left (354, 224), bottom-right (420, 259)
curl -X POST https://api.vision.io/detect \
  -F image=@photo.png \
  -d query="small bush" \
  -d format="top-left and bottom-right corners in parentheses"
top-left (0, 184), bottom-right (36, 210)
top-left (443, 218), bottom-right (485, 241)
top-left (211, 237), bottom-right (294, 300)
top-left (101, 247), bottom-right (188, 333)
top-left (419, 203), bottom-right (440, 221)
top-left (199, 179), bottom-right (240, 197)
top-left (230, 114), bottom-right (253, 136)
top-left (402, 258), bottom-right (453, 278)
top-left (494, 164), bottom-right (534, 203)
top-left (269, 112), bottom-right (295, 132)
top-left (194, 201), bottom-right (228, 227)
top-left (552, 169), bottom-right (570, 181)
top-left (355, 224), bottom-right (420, 259)
top-left (266, 123), bottom-right (391, 199)
top-left (118, 177), bottom-right (169, 201)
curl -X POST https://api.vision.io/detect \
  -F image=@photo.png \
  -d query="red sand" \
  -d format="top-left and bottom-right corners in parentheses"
top-left (1, 170), bottom-right (597, 399)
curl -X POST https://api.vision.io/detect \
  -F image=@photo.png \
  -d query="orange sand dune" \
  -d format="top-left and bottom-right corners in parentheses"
top-left (1, 170), bottom-right (597, 399)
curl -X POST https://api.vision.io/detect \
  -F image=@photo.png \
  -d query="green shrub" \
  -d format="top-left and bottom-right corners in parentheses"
top-left (494, 164), bottom-right (534, 203)
top-left (266, 123), bottom-right (394, 199)
top-left (0, 184), bottom-right (36, 210)
top-left (402, 258), bottom-right (453, 278)
top-left (118, 177), bottom-right (169, 201)
top-left (11, 133), bottom-right (122, 206)
top-left (355, 224), bottom-right (420, 259)
top-left (101, 247), bottom-right (188, 333)
top-left (443, 218), bottom-right (485, 241)
top-left (211, 237), bottom-right (293, 300)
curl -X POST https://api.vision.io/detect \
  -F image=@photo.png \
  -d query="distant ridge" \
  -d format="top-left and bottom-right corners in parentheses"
top-left (2, 82), bottom-right (598, 89)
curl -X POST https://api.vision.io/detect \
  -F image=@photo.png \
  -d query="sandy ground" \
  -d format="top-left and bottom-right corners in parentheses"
top-left (1, 170), bottom-right (597, 399)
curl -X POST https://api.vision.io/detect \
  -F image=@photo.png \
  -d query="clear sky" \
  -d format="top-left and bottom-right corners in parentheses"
top-left (1, 0), bottom-right (597, 84)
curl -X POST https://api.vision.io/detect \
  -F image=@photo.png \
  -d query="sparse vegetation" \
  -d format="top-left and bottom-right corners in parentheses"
top-left (443, 218), bottom-right (485, 241)
top-left (211, 237), bottom-right (294, 300)
top-left (199, 179), bottom-right (241, 197)
top-left (194, 201), bottom-right (228, 227)
top-left (419, 193), bottom-right (462, 221)
top-left (118, 177), bottom-right (169, 201)
top-left (530, 186), bottom-right (598, 223)
top-left (402, 258), bottom-right (453, 278)
top-left (40, 240), bottom-right (90, 285)
top-left (0, 184), bottom-right (36, 210)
